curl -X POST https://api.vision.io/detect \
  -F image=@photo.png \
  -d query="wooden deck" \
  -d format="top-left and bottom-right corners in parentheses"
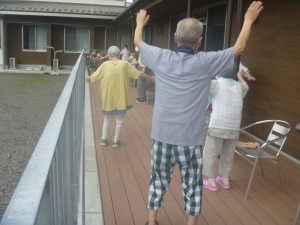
top-left (89, 83), bottom-right (300, 225)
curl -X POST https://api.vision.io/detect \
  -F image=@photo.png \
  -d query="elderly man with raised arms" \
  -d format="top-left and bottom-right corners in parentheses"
top-left (134, 2), bottom-right (263, 225)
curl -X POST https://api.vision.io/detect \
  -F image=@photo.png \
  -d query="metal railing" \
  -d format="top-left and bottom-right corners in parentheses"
top-left (1, 51), bottom-right (86, 225)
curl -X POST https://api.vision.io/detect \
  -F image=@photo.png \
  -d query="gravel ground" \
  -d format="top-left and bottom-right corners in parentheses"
top-left (0, 72), bottom-right (69, 219)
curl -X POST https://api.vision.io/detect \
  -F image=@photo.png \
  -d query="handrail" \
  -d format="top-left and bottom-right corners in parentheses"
top-left (0, 51), bottom-right (86, 225)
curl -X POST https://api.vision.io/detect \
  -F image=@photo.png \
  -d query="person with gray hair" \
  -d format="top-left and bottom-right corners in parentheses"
top-left (134, 2), bottom-right (263, 225)
top-left (86, 46), bottom-right (152, 148)
top-left (107, 45), bottom-right (120, 57)
top-left (176, 18), bottom-right (203, 46)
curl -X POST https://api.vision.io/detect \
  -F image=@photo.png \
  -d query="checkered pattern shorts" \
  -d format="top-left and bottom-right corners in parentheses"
top-left (148, 140), bottom-right (203, 216)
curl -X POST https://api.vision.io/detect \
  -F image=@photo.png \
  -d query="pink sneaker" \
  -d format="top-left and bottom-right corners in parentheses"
top-left (203, 178), bottom-right (219, 191)
top-left (216, 175), bottom-right (230, 189)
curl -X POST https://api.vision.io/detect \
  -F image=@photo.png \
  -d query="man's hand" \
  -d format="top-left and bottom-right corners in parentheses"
top-left (244, 1), bottom-right (264, 23)
top-left (134, 10), bottom-right (150, 47)
top-left (234, 1), bottom-right (263, 56)
top-left (136, 9), bottom-right (150, 28)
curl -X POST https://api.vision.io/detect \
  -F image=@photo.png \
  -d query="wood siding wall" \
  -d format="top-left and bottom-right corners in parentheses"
top-left (151, 19), bottom-right (170, 48)
top-left (4, 15), bottom-right (120, 67)
top-left (7, 23), bottom-right (47, 65)
top-left (238, 0), bottom-right (300, 159)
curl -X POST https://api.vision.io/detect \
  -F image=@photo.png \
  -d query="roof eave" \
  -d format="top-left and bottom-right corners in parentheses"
top-left (113, 0), bottom-right (162, 24)
top-left (0, 11), bottom-right (117, 20)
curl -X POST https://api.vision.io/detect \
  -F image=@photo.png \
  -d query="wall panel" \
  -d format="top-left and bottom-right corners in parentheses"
top-left (240, 0), bottom-right (300, 159)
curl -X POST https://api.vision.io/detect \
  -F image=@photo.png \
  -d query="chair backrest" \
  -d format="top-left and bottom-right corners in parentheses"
top-left (266, 120), bottom-right (291, 157)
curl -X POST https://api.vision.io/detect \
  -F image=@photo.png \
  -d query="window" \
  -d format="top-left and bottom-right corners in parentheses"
top-left (169, 16), bottom-right (182, 51)
top-left (206, 5), bottom-right (226, 51)
top-left (193, 4), bottom-right (226, 52)
top-left (195, 11), bottom-right (207, 52)
top-left (23, 24), bottom-right (47, 51)
top-left (65, 26), bottom-right (90, 52)
top-left (145, 26), bottom-right (153, 45)
top-left (126, 0), bottom-right (133, 7)
top-left (105, 28), bottom-right (119, 51)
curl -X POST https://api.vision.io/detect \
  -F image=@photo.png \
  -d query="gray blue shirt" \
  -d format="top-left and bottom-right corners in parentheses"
top-left (140, 42), bottom-right (235, 146)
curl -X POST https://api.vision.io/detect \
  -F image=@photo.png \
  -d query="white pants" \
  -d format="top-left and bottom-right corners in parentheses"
top-left (102, 113), bottom-right (125, 140)
top-left (203, 135), bottom-right (238, 179)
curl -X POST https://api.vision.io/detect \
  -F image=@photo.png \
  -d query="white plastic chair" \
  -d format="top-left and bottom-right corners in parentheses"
top-left (235, 119), bottom-right (291, 199)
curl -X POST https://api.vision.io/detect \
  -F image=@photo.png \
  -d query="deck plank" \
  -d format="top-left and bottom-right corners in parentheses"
top-left (89, 84), bottom-right (300, 225)
top-left (90, 83), bottom-right (116, 225)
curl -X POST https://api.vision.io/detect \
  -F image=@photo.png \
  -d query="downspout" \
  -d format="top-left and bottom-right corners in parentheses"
top-left (187, 0), bottom-right (192, 18)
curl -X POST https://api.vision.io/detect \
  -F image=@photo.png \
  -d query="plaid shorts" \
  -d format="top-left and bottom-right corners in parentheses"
top-left (148, 140), bottom-right (203, 216)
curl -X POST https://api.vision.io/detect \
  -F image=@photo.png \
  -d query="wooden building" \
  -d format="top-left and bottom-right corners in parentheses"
top-left (0, 0), bottom-right (132, 70)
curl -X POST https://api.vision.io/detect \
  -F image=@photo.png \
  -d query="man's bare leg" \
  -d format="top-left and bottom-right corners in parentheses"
top-left (148, 209), bottom-right (158, 225)
top-left (188, 215), bottom-right (199, 225)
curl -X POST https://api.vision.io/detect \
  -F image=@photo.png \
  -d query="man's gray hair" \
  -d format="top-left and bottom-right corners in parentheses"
top-left (176, 18), bottom-right (203, 45)
top-left (107, 46), bottom-right (120, 57)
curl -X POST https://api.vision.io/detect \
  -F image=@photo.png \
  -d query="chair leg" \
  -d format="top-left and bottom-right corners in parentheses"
top-left (245, 158), bottom-right (259, 199)
top-left (259, 159), bottom-right (265, 178)
top-left (276, 159), bottom-right (285, 193)
top-left (146, 91), bottom-right (149, 104)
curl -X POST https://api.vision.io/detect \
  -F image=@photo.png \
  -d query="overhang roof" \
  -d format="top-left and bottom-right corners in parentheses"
top-left (0, 0), bottom-right (126, 19)
top-left (113, 0), bottom-right (218, 24)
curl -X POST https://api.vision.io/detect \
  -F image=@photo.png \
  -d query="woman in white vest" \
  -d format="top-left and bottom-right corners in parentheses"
top-left (203, 67), bottom-right (250, 191)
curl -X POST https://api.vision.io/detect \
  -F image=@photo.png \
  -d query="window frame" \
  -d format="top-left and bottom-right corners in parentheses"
top-left (104, 28), bottom-right (120, 52)
top-left (22, 24), bottom-right (47, 52)
top-left (191, 2), bottom-right (227, 52)
top-left (64, 26), bottom-right (90, 53)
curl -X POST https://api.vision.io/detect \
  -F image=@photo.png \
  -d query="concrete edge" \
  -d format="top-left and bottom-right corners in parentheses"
top-left (84, 69), bottom-right (104, 225)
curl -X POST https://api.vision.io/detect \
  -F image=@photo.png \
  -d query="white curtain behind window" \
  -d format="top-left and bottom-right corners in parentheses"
top-left (78, 27), bottom-right (89, 52)
top-left (65, 27), bottom-right (89, 52)
top-left (65, 27), bottom-right (77, 51)
top-left (26, 25), bottom-right (35, 49)
top-left (36, 25), bottom-right (47, 50)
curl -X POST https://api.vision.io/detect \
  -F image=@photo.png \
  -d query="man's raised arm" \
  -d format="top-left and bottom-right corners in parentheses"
top-left (134, 9), bottom-right (150, 48)
top-left (234, 1), bottom-right (263, 57)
